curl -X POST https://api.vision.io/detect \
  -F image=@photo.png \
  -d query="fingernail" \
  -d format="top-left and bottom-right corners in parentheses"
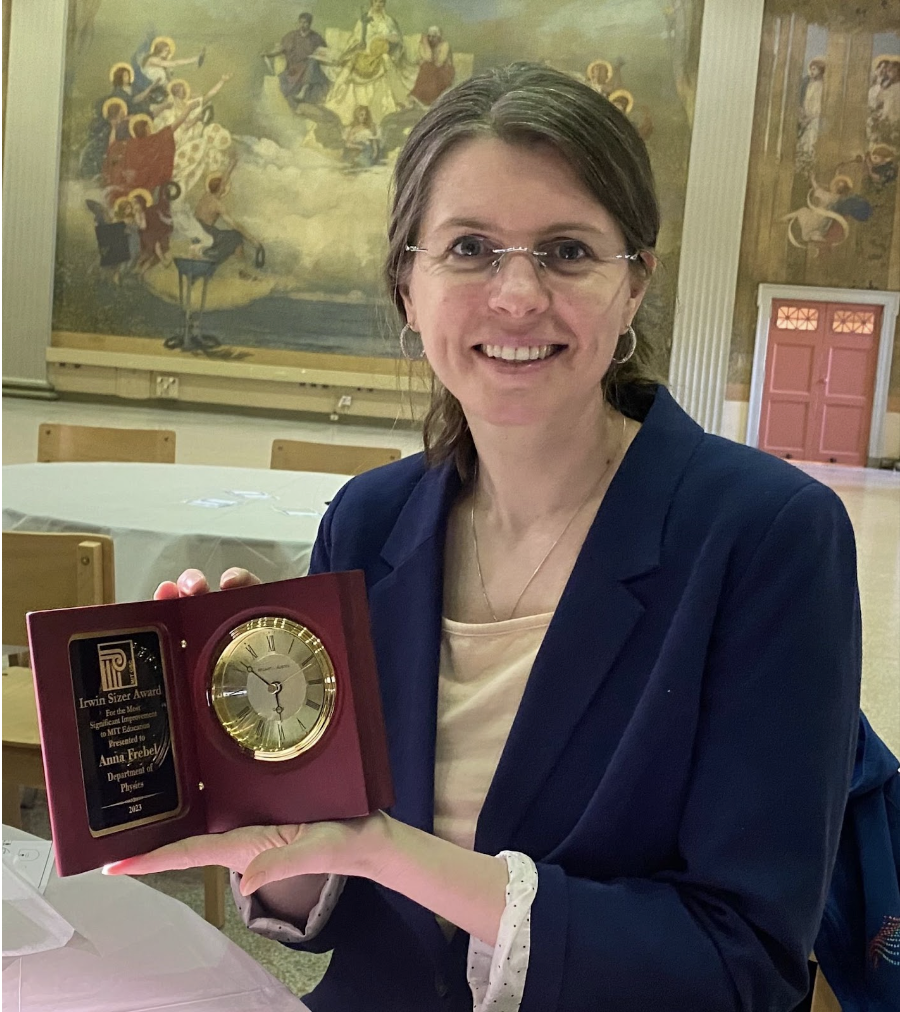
top-left (102, 863), bottom-right (119, 875)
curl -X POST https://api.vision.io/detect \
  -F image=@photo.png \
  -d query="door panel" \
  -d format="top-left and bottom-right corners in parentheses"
top-left (760, 299), bottom-right (881, 466)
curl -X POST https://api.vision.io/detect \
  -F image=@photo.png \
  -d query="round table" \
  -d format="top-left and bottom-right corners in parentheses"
top-left (2, 463), bottom-right (351, 605)
top-left (2, 825), bottom-right (310, 1011)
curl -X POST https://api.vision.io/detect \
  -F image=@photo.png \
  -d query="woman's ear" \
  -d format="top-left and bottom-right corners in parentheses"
top-left (399, 285), bottom-right (418, 332)
top-left (622, 252), bottom-right (656, 326)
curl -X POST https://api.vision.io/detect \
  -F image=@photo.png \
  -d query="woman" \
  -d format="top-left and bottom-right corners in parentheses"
top-left (107, 64), bottom-right (861, 1012)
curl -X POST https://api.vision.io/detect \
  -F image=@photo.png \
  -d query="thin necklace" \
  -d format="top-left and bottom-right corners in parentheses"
top-left (471, 414), bottom-right (627, 622)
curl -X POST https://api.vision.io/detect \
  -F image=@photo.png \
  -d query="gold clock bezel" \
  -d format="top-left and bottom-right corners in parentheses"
top-left (210, 616), bottom-right (337, 762)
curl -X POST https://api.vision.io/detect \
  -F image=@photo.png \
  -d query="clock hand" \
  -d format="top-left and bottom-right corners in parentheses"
top-left (242, 661), bottom-right (274, 687)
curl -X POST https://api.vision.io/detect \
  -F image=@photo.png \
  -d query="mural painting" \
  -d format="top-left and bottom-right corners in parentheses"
top-left (732, 0), bottom-right (900, 401)
top-left (52, 0), bottom-right (704, 372)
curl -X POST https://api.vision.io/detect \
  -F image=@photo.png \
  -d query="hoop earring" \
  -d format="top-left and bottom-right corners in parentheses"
top-left (611, 325), bottom-right (637, 365)
top-left (399, 323), bottom-right (425, 360)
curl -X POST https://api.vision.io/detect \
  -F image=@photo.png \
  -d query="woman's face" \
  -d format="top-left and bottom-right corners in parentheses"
top-left (401, 136), bottom-right (649, 431)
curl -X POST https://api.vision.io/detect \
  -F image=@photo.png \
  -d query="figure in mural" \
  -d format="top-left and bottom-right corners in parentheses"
top-left (797, 58), bottom-right (825, 168)
top-left (782, 171), bottom-right (872, 251)
top-left (342, 105), bottom-right (382, 168)
top-left (408, 26), bottom-right (454, 108)
top-left (584, 57), bottom-right (625, 97)
top-left (137, 36), bottom-right (205, 92)
top-left (868, 56), bottom-right (900, 149)
top-left (107, 63), bottom-right (157, 115)
top-left (862, 143), bottom-right (898, 188)
top-left (263, 13), bottom-right (331, 110)
top-left (326, 0), bottom-right (414, 125)
top-left (81, 95), bottom-right (131, 179)
top-left (194, 162), bottom-right (263, 270)
top-left (117, 108), bottom-right (196, 199)
top-left (111, 195), bottom-right (141, 283)
top-left (155, 75), bottom-right (234, 196)
top-left (129, 185), bottom-right (177, 276)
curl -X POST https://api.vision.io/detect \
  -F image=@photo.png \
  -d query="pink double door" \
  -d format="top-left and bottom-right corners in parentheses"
top-left (759, 299), bottom-right (882, 466)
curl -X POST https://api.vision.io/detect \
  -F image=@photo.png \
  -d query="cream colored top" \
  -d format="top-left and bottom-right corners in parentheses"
top-left (238, 612), bottom-right (550, 1012)
top-left (433, 613), bottom-right (553, 850)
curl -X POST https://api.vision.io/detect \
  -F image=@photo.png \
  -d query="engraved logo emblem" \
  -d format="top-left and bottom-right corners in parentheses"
top-left (97, 641), bottom-right (138, 692)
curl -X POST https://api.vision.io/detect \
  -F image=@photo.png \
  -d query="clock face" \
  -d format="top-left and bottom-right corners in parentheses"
top-left (210, 617), bottom-right (336, 761)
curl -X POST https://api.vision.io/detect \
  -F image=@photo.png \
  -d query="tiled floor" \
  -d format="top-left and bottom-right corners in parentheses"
top-left (5, 394), bottom-right (899, 1000)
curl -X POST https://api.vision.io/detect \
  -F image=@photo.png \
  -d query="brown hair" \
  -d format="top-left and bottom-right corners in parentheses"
top-left (384, 62), bottom-right (662, 478)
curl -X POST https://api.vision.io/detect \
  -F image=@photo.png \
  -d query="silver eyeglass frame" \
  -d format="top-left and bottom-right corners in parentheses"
top-left (404, 243), bottom-right (641, 273)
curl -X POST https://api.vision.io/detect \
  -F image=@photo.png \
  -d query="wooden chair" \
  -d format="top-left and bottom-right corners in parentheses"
top-left (1, 531), bottom-right (227, 927)
top-left (37, 423), bottom-right (176, 463)
top-left (2, 531), bottom-right (117, 829)
top-left (270, 438), bottom-right (401, 476)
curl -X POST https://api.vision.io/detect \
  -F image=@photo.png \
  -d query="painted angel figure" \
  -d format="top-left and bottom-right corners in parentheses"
top-left (154, 75), bottom-right (233, 196)
top-left (135, 35), bottom-right (205, 93)
top-left (782, 172), bottom-right (871, 250)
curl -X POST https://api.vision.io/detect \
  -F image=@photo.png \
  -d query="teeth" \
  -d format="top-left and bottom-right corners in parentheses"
top-left (481, 344), bottom-right (557, 361)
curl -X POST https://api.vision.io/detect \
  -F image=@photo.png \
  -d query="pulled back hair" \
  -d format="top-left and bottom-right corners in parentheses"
top-left (385, 62), bottom-right (661, 479)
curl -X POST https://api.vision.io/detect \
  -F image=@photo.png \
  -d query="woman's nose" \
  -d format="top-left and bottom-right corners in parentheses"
top-left (487, 250), bottom-right (551, 315)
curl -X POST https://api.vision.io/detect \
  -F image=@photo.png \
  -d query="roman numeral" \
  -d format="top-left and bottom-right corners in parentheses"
top-left (267, 633), bottom-right (276, 652)
top-left (246, 644), bottom-right (258, 659)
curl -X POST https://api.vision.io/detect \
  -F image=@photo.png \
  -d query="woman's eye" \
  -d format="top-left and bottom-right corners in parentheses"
top-left (549, 240), bottom-right (590, 262)
top-left (449, 236), bottom-right (489, 258)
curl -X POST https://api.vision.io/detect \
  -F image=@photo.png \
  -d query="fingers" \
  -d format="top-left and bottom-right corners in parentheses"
top-left (103, 833), bottom-right (226, 876)
top-left (176, 569), bottom-right (210, 596)
top-left (240, 839), bottom-right (313, 895)
top-left (155, 568), bottom-right (260, 600)
top-left (220, 568), bottom-right (262, 590)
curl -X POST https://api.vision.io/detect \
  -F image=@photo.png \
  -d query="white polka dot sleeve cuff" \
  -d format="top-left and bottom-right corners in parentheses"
top-left (467, 850), bottom-right (538, 1012)
top-left (231, 871), bottom-right (347, 942)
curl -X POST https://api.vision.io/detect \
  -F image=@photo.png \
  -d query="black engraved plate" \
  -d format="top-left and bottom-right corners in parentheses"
top-left (69, 629), bottom-right (182, 836)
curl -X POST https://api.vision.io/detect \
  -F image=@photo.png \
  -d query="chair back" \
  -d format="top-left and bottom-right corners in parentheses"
top-left (270, 439), bottom-right (401, 476)
top-left (38, 423), bottom-right (176, 463)
top-left (2, 531), bottom-right (116, 646)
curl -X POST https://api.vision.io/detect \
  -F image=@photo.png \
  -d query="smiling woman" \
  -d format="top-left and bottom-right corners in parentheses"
top-left (108, 63), bottom-right (863, 1012)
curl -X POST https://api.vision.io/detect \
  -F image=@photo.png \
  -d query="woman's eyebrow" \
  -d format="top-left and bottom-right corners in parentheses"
top-left (430, 217), bottom-right (612, 239)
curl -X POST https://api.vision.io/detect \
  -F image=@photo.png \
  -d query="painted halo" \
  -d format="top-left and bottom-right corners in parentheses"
top-left (586, 58), bottom-right (613, 84)
top-left (129, 113), bottom-right (153, 137)
top-left (109, 61), bottom-right (133, 83)
top-left (151, 36), bottom-right (176, 57)
top-left (128, 187), bottom-right (154, 207)
top-left (168, 78), bottom-right (191, 100)
top-left (609, 88), bottom-right (635, 115)
top-left (101, 97), bottom-right (128, 119)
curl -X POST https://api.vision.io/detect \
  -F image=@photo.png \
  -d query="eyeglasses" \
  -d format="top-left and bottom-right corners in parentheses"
top-left (405, 235), bottom-right (640, 282)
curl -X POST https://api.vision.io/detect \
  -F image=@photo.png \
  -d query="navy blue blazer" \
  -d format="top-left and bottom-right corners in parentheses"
top-left (295, 385), bottom-right (861, 1012)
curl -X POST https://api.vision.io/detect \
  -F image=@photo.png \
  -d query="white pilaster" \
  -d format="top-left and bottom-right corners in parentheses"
top-left (667, 0), bottom-right (765, 433)
top-left (2, 0), bottom-right (68, 395)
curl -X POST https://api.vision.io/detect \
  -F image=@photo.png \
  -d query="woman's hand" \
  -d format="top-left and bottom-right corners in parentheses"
top-left (153, 567), bottom-right (261, 600)
top-left (103, 813), bottom-right (389, 896)
top-left (105, 812), bottom-right (509, 944)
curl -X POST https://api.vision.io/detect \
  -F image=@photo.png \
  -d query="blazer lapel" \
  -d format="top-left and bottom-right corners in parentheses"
top-left (365, 461), bottom-right (460, 955)
top-left (476, 387), bottom-right (705, 855)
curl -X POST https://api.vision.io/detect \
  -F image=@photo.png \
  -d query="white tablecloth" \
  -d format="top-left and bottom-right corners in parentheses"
top-left (2, 463), bottom-right (351, 604)
top-left (1, 826), bottom-right (309, 1012)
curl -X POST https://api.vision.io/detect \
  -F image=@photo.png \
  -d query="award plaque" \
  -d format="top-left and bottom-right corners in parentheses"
top-left (26, 571), bottom-right (394, 877)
